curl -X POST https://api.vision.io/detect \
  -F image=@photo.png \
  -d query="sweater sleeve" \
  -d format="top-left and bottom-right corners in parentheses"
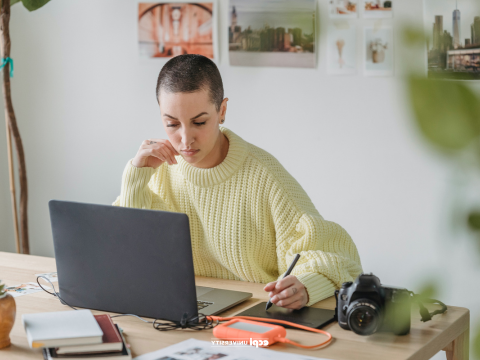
top-left (249, 146), bottom-right (363, 306)
top-left (275, 211), bottom-right (363, 306)
top-left (112, 159), bottom-right (171, 211)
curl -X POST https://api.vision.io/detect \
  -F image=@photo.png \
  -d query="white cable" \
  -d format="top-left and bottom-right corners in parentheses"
top-left (36, 276), bottom-right (153, 323)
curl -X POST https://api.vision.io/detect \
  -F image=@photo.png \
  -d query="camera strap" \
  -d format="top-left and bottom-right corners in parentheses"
top-left (409, 292), bottom-right (448, 322)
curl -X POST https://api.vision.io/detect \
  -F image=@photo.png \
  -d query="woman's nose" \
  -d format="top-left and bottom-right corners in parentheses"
top-left (181, 130), bottom-right (194, 148)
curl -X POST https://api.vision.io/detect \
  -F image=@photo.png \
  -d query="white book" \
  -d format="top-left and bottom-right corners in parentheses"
top-left (23, 309), bottom-right (103, 349)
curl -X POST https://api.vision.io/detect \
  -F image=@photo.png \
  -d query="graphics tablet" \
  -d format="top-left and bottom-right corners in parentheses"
top-left (236, 302), bottom-right (335, 329)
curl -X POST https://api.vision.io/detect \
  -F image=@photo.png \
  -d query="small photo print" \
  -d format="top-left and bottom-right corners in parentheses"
top-left (364, 0), bottom-right (393, 18)
top-left (5, 282), bottom-right (50, 298)
top-left (327, 21), bottom-right (357, 75)
top-left (329, 0), bottom-right (358, 19)
top-left (228, 0), bottom-right (316, 68)
top-left (35, 272), bottom-right (58, 282)
top-left (138, 2), bottom-right (215, 59)
top-left (424, 0), bottom-right (480, 80)
top-left (364, 26), bottom-right (394, 76)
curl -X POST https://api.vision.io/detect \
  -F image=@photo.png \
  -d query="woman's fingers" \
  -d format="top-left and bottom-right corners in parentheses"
top-left (156, 147), bottom-right (176, 165)
top-left (271, 288), bottom-right (307, 309)
top-left (279, 298), bottom-right (304, 310)
top-left (267, 275), bottom-right (308, 309)
top-left (263, 282), bottom-right (277, 292)
top-left (143, 148), bottom-right (165, 162)
top-left (148, 139), bottom-right (180, 155)
top-left (268, 275), bottom-right (296, 297)
top-left (142, 140), bottom-right (178, 165)
top-left (272, 285), bottom-right (302, 302)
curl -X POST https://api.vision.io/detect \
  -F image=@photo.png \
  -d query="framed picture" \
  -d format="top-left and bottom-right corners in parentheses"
top-left (327, 21), bottom-right (357, 75)
top-left (138, 1), bottom-right (217, 59)
top-left (424, 0), bottom-right (480, 80)
top-left (363, 0), bottom-right (393, 19)
top-left (228, 0), bottom-right (316, 68)
top-left (329, 0), bottom-right (358, 19)
top-left (364, 25), bottom-right (394, 76)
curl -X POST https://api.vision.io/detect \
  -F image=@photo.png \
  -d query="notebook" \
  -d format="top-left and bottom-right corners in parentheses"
top-left (23, 310), bottom-right (103, 348)
top-left (56, 315), bottom-right (123, 354)
top-left (43, 325), bottom-right (131, 360)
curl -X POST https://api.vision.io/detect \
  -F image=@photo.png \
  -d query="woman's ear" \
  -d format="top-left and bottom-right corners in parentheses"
top-left (220, 97), bottom-right (229, 122)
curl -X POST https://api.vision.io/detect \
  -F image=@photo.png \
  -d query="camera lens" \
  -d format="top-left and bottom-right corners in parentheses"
top-left (347, 299), bottom-right (381, 336)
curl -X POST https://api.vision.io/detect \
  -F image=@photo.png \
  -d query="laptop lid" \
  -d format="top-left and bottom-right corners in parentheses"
top-left (49, 200), bottom-right (198, 322)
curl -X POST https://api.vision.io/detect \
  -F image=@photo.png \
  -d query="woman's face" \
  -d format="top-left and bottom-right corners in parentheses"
top-left (159, 88), bottom-right (227, 168)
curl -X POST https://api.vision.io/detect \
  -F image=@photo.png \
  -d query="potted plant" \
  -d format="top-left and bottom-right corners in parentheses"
top-left (0, 282), bottom-right (15, 349)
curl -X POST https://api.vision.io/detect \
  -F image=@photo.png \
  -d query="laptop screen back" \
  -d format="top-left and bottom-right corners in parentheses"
top-left (49, 200), bottom-right (198, 322)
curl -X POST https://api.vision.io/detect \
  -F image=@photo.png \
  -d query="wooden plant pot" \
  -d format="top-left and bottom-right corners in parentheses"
top-left (0, 293), bottom-right (16, 349)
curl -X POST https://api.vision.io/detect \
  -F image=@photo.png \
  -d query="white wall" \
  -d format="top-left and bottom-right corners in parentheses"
top-left (1, 1), bottom-right (479, 359)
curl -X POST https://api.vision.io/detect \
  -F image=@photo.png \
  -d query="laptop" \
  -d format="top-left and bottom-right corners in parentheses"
top-left (48, 200), bottom-right (252, 322)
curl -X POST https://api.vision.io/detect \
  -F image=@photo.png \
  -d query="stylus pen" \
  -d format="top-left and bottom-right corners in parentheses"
top-left (266, 253), bottom-right (301, 311)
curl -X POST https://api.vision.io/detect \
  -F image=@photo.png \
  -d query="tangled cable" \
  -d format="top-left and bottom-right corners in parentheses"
top-left (153, 312), bottom-right (218, 331)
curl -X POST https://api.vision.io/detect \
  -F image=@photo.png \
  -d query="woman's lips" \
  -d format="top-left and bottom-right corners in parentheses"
top-left (181, 149), bottom-right (199, 156)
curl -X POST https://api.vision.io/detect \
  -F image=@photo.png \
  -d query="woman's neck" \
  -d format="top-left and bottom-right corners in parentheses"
top-left (194, 132), bottom-right (229, 169)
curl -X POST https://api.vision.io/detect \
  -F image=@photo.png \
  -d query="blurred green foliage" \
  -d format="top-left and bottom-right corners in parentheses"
top-left (475, 325), bottom-right (480, 359)
top-left (401, 26), bottom-right (426, 47)
top-left (415, 281), bottom-right (439, 302)
top-left (10, 0), bottom-right (50, 11)
top-left (468, 212), bottom-right (480, 231)
top-left (403, 24), bottom-right (480, 359)
top-left (408, 77), bottom-right (480, 151)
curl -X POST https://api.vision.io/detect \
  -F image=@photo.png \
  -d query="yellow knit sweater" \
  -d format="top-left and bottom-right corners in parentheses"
top-left (113, 126), bottom-right (362, 306)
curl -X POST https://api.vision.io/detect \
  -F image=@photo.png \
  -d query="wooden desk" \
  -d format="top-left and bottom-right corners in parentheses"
top-left (0, 252), bottom-right (469, 360)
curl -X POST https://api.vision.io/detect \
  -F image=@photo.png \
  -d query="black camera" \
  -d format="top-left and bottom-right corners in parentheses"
top-left (335, 273), bottom-right (411, 336)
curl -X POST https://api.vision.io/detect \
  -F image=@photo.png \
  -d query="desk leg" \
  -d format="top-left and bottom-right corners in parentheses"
top-left (443, 328), bottom-right (469, 360)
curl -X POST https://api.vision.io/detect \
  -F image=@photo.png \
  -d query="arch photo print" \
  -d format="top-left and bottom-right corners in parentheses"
top-left (138, 2), bottom-right (215, 59)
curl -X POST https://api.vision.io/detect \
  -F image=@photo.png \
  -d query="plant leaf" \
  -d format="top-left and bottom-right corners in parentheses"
top-left (21, 0), bottom-right (50, 11)
top-left (402, 27), bottom-right (426, 47)
top-left (408, 76), bottom-right (480, 151)
top-left (468, 211), bottom-right (480, 231)
top-left (474, 323), bottom-right (480, 360)
top-left (416, 282), bottom-right (438, 301)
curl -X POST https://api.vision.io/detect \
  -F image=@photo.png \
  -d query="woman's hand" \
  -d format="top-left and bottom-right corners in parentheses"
top-left (263, 275), bottom-right (309, 310)
top-left (132, 139), bottom-right (180, 169)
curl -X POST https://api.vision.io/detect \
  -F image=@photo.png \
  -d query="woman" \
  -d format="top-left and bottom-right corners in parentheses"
top-left (113, 54), bottom-right (362, 310)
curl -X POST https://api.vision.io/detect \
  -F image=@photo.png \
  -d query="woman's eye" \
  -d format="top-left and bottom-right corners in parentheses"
top-left (194, 121), bottom-right (206, 126)
top-left (166, 124), bottom-right (178, 127)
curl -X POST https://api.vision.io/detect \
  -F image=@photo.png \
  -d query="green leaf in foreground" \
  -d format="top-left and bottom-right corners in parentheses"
top-left (21, 0), bottom-right (50, 11)
top-left (474, 323), bottom-right (480, 360)
top-left (408, 76), bottom-right (480, 151)
top-left (468, 211), bottom-right (480, 231)
top-left (415, 281), bottom-right (438, 301)
top-left (402, 27), bottom-right (426, 47)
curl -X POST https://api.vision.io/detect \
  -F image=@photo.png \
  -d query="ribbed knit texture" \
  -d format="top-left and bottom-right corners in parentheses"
top-left (113, 126), bottom-right (362, 306)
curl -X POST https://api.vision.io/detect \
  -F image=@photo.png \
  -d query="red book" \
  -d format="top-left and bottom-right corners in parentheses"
top-left (56, 315), bottom-right (123, 355)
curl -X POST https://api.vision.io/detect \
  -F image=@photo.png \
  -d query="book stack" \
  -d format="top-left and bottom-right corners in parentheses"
top-left (22, 310), bottom-right (131, 360)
